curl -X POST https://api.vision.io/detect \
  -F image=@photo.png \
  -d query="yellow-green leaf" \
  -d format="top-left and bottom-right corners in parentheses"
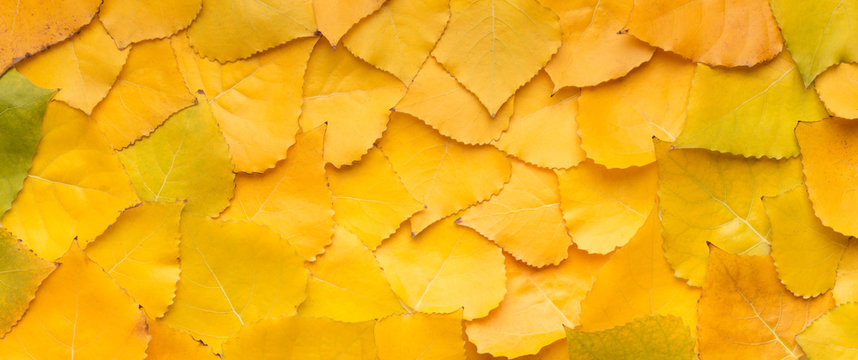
top-left (566, 315), bottom-right (695, 360)
top-left (0, 229), bottom-right (55, 336)
top-left (118, 94), bottom-right (234, 217)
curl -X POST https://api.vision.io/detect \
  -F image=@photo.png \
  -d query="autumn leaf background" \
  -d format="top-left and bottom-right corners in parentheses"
top-left (1, 0), bottom-right (857, 359)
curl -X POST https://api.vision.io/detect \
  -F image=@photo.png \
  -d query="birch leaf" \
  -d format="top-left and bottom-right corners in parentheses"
top-left (394, 57), bottom-right (512, 145)
top-left (627, 0), bottom-right (783, 67)
top-left (374, 217), bottom-right (507, 320)
top-left (186, 0), bottom-right (316, 62)
top-left (656, 141), bottom-right (803, 286)
top-left (313, 0), bottom-right (386, 45)
top-left (493, 71), bottom-right (585, 169)
top-left (763, 185), bottom-right (850, 298)
top-left (375, 311), bottom-right (466, 360)
top-left (556, 160), bottom-right (657, 255)
top-left (162, 214), bottom-right (309, 353)
top-left (379, 113), bottom-right (510, 234)
top-left (300, 38), bottom-right (406, 167)
top-left (0, 245), bottom-right (149, 359)
top-left (541, 0), bottom-right (655, 89)
top-left (0, 229), bottom-right (55, 336)
top-left (770, 0), bottom-right (858, 85)
top-left (327, 147), bottom-right (423, 249)
top-left (172, 34), bottom-right (316, 173)
top-left (698, 246), bottom-right (833, 359)
top-left (16, 19), bottom-right (130, 114)
top-left (100, 0), bottom-right (202, 48)
top-left (577, 51), bottom-right (694, 168)
top-left (298, 225), bottom-right (405, 322)
top-left (220, 125), bottom-right (334, 261)
top-left (0, 0), bottom-right (100, 73)
top-left (796, 118), bottom-right (858, 238)
top-left (579, 210), bottom-right (700, 333)
top-left (118, 94), bottom-right (235, 217)
top-left (342, 0), bottom-right (451, 84)
top-left (464, 248), bottom-right (607, 358)
top-left (0, 68), bottom-right (54, 218)
top-left (460, 159), bottom-right (571, 267)
top-left (3, 101), bottom-right (139, 260)
top-left (432, 0), bottom-right (562, 115)
top-left (86, 201), bottom-right (184, 318)
top-left (91, 38), bottom-right (195, 149)
top-left (675, 52), bottom-right (827, 159)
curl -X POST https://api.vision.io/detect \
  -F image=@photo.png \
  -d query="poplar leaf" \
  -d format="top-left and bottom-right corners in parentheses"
top-left (0, 245), bottom-right (150, 359)
top-left (796, 303), bottom-right (858, 360)
top-left (0, 0), bottom-right (100, 73)
top-left (0, 229), bottom-right (55, 336)
top-left (146, 319), bottom-right (220, 360)
top-left (566, 315), bottom-right (695, 360)
top-left (162, 214), bottom-right (309, 353)
top-left (375, 311), bottom-right (466, 360)
top-left (432, 0), bottom-right (562, 115)
top-left (3, 101), bottom-right (140, 260)
top-left (220, 125), bottom-right (334, 261)
top-left (379, 113), bottom-right (511, 234)
top-left (313, 0), bottom-right (386, 45)
top-left (834, 241), bottom-right (858, 305)
top-left (815, 63), bottom-right (858, 119)
top-left (374, 216), bottom-right (507, 320)
top-left (0, 69), bottom-right (54, 218)
top-left (118, 94), bottom-right (235, 217)
top-left (100, 0), bottom-right (203, 48)
top-left (627, 0), bottom-right (783, 67)
top-left (16, 20), bottom-right (130, 114)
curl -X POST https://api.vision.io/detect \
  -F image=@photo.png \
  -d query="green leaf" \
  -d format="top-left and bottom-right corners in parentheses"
top-left (0, 69), bottom-right (55, 217)
top-left (770, 0), bottom-right (858, 85)
top-left (0, 228), bottom-right (56, 336)
top-left (118, 94), bottom-right (234, 217)
top-left (566, 315), bottom-right (695, 360)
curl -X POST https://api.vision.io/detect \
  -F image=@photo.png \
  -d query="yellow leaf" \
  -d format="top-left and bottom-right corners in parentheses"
top-left (172, 34), bottom-right (316, 173)
top-left (374, 217), bottom-right (506, 320)
top-left (698, 246), bottom-right (833, 359)
top-left (0, 229), bottom-right (55, 336)
top-left (540, 0), bottom-right (655, 89)
top-left (100, 0), bottom-right (202, 48)
top-left (342, 0), bottom-right (450, 84)
top-left (579, 209), bottom-right (700, 334)
top-left (314, 0), bottom-right (386, 45)
top-left (119, 94), bottom-right (234, 217)
top-left (0, 245), bottom-right (149, 359)
top-left (493, 71), bottom-right (585, 169)
top-left (675, 52), bottom-right (828, 159)
top-left (796, 303), bottom-right (858, 359)
top-left (796, 118), bottom-right (858, 238)
top-left (146, 319), bottom-right (219, 360)
top-left (577, 51), bottom-right (694, 168)
top-left (2, 102), bottom-right (139, 260)
top-left (627, 0), bottom-right (783, 67)
top-left (556, 160), bottom-right (657, 254)
top-left (186, 0), bottom-right (316, 62)
top-left (375, 311), bottom-right (465, 360)
top-left (464, 248), bottom-right (607, 358)
top-left (162, 214), bottom-right (308, 353)
top-left (465, 339), bottom-right (570, 360)
top-left (327, 147), bottom-right (423, 249)
top-left (432, 0), bottom-right (561, 114)
top-left (834, 240), bottom-right (858, 305)
top-left (394, 57), bottom-right (513, 145)
top-left (566, 315), bottom-right (696, 360)
top-left (86, 201), bottom-right (184, 318)
top-left (16, 19), bottom-right (130, 114)
top-left (460, 159), bottom-right (571, 267)
top-left (220, 125), bottom-right (334, 261)
top-left (815, 63), bottom-right (858, 119)
top-left (222, 315), bottom-right (377, 359)
top-left (91, 38), bottom-right (196, 149)
top-left (763, 186), bottom-right (850, 298)
top-left (300, 38), bottom-right (406, 167)
top-left (379, 113), bottom-right (511, 234)
top-left (0, 0), bottom-right (100, 73)
top-left (656, 141), bottom-right (803, 286)
top-left (298, 225), bottom-right (405, 322)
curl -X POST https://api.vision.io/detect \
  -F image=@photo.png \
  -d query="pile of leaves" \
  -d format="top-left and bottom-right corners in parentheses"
top-left (1, 0), bottom-right (858, 359)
